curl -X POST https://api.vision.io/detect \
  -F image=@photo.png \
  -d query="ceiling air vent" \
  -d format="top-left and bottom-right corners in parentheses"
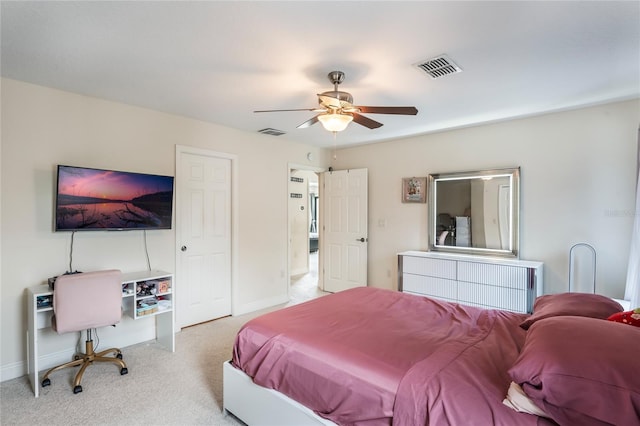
top-left (258, 128), bottom-right (286, 136)
top-left (415, 55), bottom-right (462, 79)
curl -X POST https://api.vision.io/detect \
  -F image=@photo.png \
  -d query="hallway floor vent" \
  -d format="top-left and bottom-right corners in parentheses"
top-left (415, 55), bottom-right (462, 79)
top-left (258, 128), bottom-right (286, 136)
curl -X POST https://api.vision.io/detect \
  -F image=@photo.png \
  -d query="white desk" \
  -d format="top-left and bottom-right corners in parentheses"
top-left (26, 270), bottom-right (174, 397)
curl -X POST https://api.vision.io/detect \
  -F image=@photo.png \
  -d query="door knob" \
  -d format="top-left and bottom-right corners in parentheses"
top-left (356, 238), bottom-right (366, 242)
top-left (181, 245), bottom-right (187, 252)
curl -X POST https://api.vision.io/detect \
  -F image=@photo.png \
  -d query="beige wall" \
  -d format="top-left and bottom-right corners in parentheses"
top-left (0, 78), bottom-right (328, 380)
top-left (330, 99), bottom-right (639, 297)
top-left (2, 76), bottom-right (638, 382)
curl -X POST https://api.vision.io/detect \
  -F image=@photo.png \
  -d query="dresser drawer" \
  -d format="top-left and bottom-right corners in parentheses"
top-left (402, 273), bottom-right (457, 300)
top-left (457, 281), bottom-right (528, 312)
top-left (457, 261), bottom-right (528, 290)
top-left (402, 256), bottom-right (456, 279)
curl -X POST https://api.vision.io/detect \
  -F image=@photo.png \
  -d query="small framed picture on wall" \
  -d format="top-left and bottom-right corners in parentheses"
top-left (402, 177), bottom-right (427, 203)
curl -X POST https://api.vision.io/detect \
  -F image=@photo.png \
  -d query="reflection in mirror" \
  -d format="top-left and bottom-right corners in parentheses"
top-left (428, 167), bottom-right (520, 257)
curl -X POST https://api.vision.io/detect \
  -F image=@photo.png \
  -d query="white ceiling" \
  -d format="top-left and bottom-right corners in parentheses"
top-left (2, 1), bottom-right (639, 149)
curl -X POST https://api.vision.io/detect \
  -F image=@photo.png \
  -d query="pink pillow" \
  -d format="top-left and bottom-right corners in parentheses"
top-left (509, 316), bottom-right (640, 426)
top-left (519, 292), bottom-right (623, 330)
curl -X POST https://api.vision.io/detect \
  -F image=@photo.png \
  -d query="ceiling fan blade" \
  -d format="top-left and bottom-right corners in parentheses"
top-left (352, 113), bottom-right (383, 129)
top-left (254, 108), bottom-right (318, 113)
top-left (297, 115), bottom-right (320, 129)
top-left (354, 106), bottom-right (418, 115)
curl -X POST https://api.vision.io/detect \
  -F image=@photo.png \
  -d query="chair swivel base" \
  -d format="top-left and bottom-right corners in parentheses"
top-left (41, 339), bottom-right (128, 394)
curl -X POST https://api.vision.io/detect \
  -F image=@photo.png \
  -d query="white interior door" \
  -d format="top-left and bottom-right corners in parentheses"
top-left (322, 168), bottom-right (368, 292)
top-left (177, 148), bottom-right (232, 327)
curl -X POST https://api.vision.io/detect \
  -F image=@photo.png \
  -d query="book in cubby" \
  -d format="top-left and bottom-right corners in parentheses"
top-left (156, 278), bottom-right (171, 294)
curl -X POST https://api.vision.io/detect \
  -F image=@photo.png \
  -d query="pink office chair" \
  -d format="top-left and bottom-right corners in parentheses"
top-left (41, 269), bottom-right (128, 394)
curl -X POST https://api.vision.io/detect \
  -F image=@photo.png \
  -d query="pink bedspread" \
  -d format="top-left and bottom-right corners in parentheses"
top-left (232, 287), bottom-right (552, 425)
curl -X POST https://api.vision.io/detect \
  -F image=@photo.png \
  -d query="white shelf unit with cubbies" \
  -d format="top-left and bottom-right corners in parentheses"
top-left (121, 270), bottom-right (174, 351)
top-left (122, 272), bottom-right (173, 319)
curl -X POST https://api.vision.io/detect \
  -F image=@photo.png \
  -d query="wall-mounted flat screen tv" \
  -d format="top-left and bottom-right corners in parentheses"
top-left (55, 165), bottom-right (174, 231)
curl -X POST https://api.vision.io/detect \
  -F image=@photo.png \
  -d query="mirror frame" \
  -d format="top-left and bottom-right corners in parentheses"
top-left (428, 167), bottom-right (520, 258)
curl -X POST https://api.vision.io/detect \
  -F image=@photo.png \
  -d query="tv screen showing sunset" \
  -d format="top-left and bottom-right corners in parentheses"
top-left (55, 165), bottom-right (174, 231)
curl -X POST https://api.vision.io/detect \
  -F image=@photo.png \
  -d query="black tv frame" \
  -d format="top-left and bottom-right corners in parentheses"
top-left (54, 165), bottom-right (174, 232)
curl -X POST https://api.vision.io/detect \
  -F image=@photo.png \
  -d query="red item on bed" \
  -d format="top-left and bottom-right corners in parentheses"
top-left (608, 308), bottom-right (640, 327)
top-left (232, 287), bottom-right (553, 425)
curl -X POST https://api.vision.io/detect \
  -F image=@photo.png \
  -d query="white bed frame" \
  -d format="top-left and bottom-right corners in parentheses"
top-left (223, 361), bottom-right (336, 426)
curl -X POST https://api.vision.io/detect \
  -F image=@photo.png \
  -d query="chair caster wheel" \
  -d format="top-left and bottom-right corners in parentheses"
top-left (116, 353), bottom-right (123, 360)
top-left (73, 385), bottom-right (82, 394)
top-left (73, 355), bottom-right (81, 361)
top-left (120, 367), bottom-right (128, 375)
top-left (41, 378), bottom-right (51, 387)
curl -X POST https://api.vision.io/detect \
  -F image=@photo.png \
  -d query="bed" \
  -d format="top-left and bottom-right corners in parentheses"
top-left (224, 287), bottom-right (639, 426)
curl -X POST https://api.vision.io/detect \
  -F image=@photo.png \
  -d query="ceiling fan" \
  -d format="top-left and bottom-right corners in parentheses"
top-left (254, 71), bottom-right (418, 133)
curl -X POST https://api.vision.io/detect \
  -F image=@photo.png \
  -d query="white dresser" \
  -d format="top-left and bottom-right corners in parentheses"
top-left (398, 251), bottom-right (543, 313)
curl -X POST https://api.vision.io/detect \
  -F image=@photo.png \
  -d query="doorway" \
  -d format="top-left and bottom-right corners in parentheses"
top-left (288, 165), bottom-right (325, 303)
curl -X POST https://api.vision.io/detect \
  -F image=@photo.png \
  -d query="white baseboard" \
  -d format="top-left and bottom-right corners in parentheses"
top-left (1, 360), bottom-right (26, 382)
top-left (1, 327), bottom-right (156, 383)
top-left (290, 267), bottom-right (308, 276)
top-left (233, 293), bottom-right (289, 316)
top-left (1, 346), bottom-right (75, 382)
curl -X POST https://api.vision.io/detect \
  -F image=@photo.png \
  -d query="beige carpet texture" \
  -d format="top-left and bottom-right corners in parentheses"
top-left (2, 255), bottom-right (326, 425)
top-left (2, 311), bottom-right (254, 425)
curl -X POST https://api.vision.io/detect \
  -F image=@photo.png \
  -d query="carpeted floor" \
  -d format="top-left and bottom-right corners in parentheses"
top-left (1, 259), bottom-right (327, 425)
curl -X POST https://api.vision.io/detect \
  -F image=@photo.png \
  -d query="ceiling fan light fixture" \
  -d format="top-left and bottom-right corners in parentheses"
top-left (318, 112), bottom-right (353, 132)
top-left (256, 70), bottom-right (416, 132)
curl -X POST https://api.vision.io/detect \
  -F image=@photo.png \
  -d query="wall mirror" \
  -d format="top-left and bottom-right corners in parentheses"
top-left (428, 167), bottom-right (520, 258)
